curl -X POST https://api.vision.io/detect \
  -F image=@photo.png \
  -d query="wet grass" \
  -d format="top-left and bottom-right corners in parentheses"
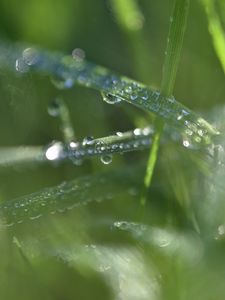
top-left (0, 0), bottom-right (224, 299)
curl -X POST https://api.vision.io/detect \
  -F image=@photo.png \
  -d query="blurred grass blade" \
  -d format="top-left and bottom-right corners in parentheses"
top-left (110, 0), bottom-right (150, 81)
top-left (110, 0), bottom-right (144, 32)
top-left (0, 165), bottom-right (142, 227)
top-left (202, 0), bottom-right (225, 73)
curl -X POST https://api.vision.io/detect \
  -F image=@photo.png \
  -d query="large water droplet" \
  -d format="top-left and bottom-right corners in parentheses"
top-left (100, 154), bottom-right (112, 165)
top-left (15, 58), bottom-right (29, 73)
top-left (82, 136), bottom-right (94, 146)
top-left (45, 141), bottom-right (64, 161)
top-left (133, 128), bottom-right (142, 136)
top-left (72, 48), bottom-right (85, 61)
top-left (183, 140), bottom-right (190, 148)
top-left (69, 141), bottom-right (79, 149)
top-left (22, 48), bottom-right (39, 66)
top-left (101, 92), bottom-right (122, 104)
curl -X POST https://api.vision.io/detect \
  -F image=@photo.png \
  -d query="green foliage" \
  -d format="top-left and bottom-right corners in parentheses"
top-left (0, 1), bottom-right (224, 300)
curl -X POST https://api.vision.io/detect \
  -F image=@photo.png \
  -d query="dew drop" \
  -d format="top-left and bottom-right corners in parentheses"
top-left (101, 92), bottom-right (122, 104)
top-left (100, 154), bottom-right (112, 165)
top-left (140, 91), bottom-right (149, 100)
top-left (22, 47), bottom-right (39, 66)
top-left (130, 94), bottom-right (138, 101)
top-left (194, 136), bottom-right (202, 143)
top-left (125, 86), bottom-right (132, 94)
top-left (114, 221), bottom-right (129, 230)
top-left (15, 58), bottom-right (29, 73)
top-left (177, 109), bottom-right (189, 121)
top-left (82, 136), bottom-right (94, 146)
top-left (185, 129), bottom-right (193, 136)
top-left (183, 140), bottom-right (190, 148)
top-left (72, 48), bottom-right (85, 61)
top-left (116, 131), bottom-right (123, 137)
top-left (47, 99), bottom-right (61, 117)
top-left (133, 128), bottom-right (142, 136)
top-left (69, 141), bottom-right (79, 149)
top-left (45, 141), bottom-right (64, 161)
top-left (198, 129), bottom-right (204, 137)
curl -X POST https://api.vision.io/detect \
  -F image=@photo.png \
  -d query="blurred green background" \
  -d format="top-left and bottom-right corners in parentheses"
top-left (0, 0), bottom-right (225, 299)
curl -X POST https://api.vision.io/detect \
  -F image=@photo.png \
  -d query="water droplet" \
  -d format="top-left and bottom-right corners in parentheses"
top-left (101, 92), bottom-right (122, 104)
top-left (82, 136), bottom-right (94, 146)
top-left (15, 58), bottom-right (29, 73)
top-left (100, 154), bottom-right (112, 165)
top-left (194, 136), bottom-right (202, 143)
top-left (198, 129), bottom-right (204, 137)
top-left (72, 48), bottom-right (85, 61)
top-left (130, 94), bottom-right (138, 101)
top-left (177, 109), bottom-right (189, 121)
top-left (69, 141), bottom-right (79, 149)
top-left (140, 90), bottom-right (149, 100)
top-left (114, 221), bottom-right (129, 230)
top-left (183, 140), bottom-right (190, 148)
top-left (22, 48), bottom-right (39, 66)
top-left (116, 131), bottom-right (123, 137)
top-left (185, 129), bottom-right (193, 136)
top-left (133, 128), bottom-right (141, 136)
top-left (48, 99), bottom-right (61, 117)
top-left (45, 141), bottom-right (64, 161)
top-left (125, 86), bottom-right (132, 94)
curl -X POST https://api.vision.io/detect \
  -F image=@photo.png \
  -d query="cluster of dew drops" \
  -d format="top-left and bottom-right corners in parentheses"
top-left (15, 47), bottom-right (114, 166)
top-left (14, 46), bottom-right (221, 163)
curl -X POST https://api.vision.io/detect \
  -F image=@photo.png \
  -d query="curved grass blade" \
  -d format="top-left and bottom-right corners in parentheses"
top-left (0, 42), bottom-right (219, 146)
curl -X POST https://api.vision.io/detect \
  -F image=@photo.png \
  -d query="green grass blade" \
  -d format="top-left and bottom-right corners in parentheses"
top-left (141, 0), bottom-right (190, 207)
top-left (0, 42), bottom-right (219, 145)
top-left (201, 0), bottom-right (225, 73)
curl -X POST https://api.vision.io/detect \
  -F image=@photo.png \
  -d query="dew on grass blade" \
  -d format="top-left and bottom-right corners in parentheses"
top-left (82, 136), bottom-right (95, 146)
top-left (69, 141), bottom-right (79, 149)
top-left (72, 48), bottom-right (86, 61)
top-left (101, 154), bottom-right (112, 165)
top-left (22, 47), bottom-right (40, 66)
top-left (45, 141), bottom-right (64, 161)
top-left (182, 139), bottom-right (190, 148)
top-left (116, 132), bottom-right (123, 137)
top-left (133, 128), bottom-right (142, 136)
top-left (101, 92), bottom-right (122, 104)
top-left (15, 58), bottom-right (29, 73)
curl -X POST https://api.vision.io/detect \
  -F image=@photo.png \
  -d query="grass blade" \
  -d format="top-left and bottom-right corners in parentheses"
top-left (141, 0), bottom-right (191, 207)
top-left (201, 0), bottom-right (225, 73)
